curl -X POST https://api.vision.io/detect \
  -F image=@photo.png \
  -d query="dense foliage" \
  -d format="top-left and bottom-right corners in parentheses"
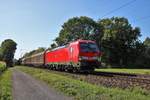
top-left (0, 39), bottom-right (17, 67)
top-left (98, 17), bottom-right (144, 67)
top-left (0, 48), bottom-right (2, 61)
top-left (55, 16), bottom-right (102, 46)
top-left (136, 37), bottom-right (150, 67)
top-left (0, 61), bottom-right (6, 73)
top-left (144, 37), bottom-right (150, 47)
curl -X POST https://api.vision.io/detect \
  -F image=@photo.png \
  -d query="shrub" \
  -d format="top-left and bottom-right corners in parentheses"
top-left (0, 61), bottom-right (6, 73)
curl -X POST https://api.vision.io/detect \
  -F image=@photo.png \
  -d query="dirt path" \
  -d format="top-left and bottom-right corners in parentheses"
top-left (12, 69), bottom-right (72, 100)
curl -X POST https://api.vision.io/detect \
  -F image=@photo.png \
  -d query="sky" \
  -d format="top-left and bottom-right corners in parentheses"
top-left (0, 0), bottom-right (150, 59)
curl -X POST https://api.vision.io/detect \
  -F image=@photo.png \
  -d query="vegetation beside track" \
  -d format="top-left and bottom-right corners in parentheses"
top-left (0, 61), bottom-right (6, 73)
top-left (95, 68), bottom-right (150, 75)
top-left (16, 66), bottom-right (150, 100)
top-left (0, 69), bottom-right (12, 100)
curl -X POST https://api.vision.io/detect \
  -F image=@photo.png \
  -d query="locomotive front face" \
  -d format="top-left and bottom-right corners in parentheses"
top-left (79, 42), bottom-right (100, 60)
top-left (78, 41), bottom-right (101, 70)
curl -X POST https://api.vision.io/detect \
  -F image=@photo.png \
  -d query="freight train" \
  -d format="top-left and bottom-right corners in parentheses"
top-left (22, 40), bottom-right (102, 72)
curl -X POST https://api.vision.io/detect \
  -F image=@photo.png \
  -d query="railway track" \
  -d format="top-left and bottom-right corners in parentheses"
top-left (23, 66), bottom-right (150, 90)
top-left (45, 69), bottom-right (150, 90)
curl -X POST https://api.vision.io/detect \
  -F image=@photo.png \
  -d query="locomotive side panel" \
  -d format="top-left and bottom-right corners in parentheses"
top-left (68, 42), bottom-right (79, 64)
top-left (45, 47), bottom-right (69, 65)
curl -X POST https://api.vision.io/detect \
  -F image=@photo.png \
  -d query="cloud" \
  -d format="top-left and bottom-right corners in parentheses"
top-left (4, 33), bottom-right (13, 35)
top-left (0, 33), bottom-right (11, 35)
top-left (0, 32), bottom-right (15, 43)
top-left (4, 33), bottom-right (10, 35)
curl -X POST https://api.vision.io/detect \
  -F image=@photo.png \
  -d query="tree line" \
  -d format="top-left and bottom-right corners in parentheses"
top-left (0, 39), bottom-right (17, 67)
top-left (54, 16), bottom-right (150, 68)
top-left (24, 16), bottom-right (150, 68)
top-left (23, 47), bottom-right (46, 58)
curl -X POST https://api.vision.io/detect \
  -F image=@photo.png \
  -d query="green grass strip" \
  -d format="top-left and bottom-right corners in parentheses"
top-left (0, 69), bottom-right (12, 100)
top-left (16, 66), bottom-right (150, 100)
top-left (96, 68), bottom-right (150, 75)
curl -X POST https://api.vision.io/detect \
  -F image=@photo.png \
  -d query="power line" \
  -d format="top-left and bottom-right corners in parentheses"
top-left (101, 0), bottom-right (137, 18)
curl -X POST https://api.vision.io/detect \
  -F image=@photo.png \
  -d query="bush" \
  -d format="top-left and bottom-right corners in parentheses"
top-left (0, 61), bottom-right (6, 73)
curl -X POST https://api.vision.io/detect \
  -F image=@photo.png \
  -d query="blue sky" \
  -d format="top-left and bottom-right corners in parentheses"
top-left (0, 0), bottom-right (150, 59)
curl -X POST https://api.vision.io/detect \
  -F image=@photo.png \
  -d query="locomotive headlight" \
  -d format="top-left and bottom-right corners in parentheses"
top-left (89, 56), bottom-right (98, 60)
top-left (79, 56), bottom-right (98, 60)
top-left (79, 56), bottom-right (88, 60)
top-left (91, 56), bottom-right (98, 60)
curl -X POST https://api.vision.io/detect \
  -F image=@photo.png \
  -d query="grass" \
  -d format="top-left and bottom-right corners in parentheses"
top-left (0, 68), bottom-right (12, 100)
top-left (0, 61), bottom-right (6, 73)
top-left (95, 68), bottom-right (150, 75)
top-left (16, 66), bottom-right (150, 100)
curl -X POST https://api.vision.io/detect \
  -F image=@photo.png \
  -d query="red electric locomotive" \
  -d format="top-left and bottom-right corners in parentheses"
top-left (22, 40), bottom-right (102, 72)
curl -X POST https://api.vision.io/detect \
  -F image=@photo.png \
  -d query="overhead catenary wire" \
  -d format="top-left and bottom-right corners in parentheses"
top-left (101, 0), bottom-right (137, 18)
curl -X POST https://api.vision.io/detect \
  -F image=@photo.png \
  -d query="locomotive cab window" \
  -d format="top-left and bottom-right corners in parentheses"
top-left (80, 42), bottom-right (99, 52)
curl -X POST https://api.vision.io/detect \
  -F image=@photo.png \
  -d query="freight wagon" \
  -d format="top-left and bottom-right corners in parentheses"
top-left (22, 40), bottom-right (102, 72)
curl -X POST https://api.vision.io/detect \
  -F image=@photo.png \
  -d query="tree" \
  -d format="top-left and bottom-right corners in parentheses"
top-left (132, 37), bottom-right (150, 68)
top-left (50, 43), bottom-right (57, 49)
top-left (1, 39), bottom-right (17, 67)
top-left (23, 47), bottom-right (45, 58)
top-left (33, 47), bottom-right (45, 54)
top-left (55, 16), bottom-right (102, 46)
top-left (144, 37), bottom-right (150, 47)
top-left (0, 47), bottom-right (2, 60)
top-left (143, 37), bottom-right (150, 58)
top-left (98, 17), bottom-right (141, 66)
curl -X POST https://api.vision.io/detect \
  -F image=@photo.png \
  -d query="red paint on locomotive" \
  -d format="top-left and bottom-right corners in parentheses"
top-left (22, 39), bottom-right (101, 71)
top-left (45, 40), bottom-right (101, 68)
